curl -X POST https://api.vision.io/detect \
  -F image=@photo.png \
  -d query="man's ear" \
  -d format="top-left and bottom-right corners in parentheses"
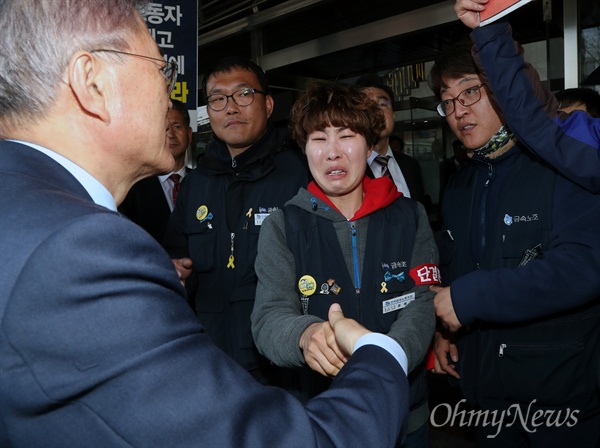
top-left (367, 147), bottom-right (373, 159)
top-left (265, 94), bottom-right (275, 119)
top-left (67, 51), bottom-right (111, 124)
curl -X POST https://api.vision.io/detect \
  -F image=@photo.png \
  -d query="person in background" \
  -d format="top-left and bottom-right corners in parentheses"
top-left (162, 56), bottom-right (310, 384)
top-left (252, 83), bottom-right (438, 448)
top-left (389, 134), bottom-right (428, 209)
top-left (0, 0), bottom-right (412, 445)
top-left (428, 14), bottom-right (600, 446)
top-left (355, 74), bottom-right (428, 205)
top-left (555, 87), bottom-right (600, 117)
top-left (455, 0), bottom-right (600, 193)
top-left (119, 99), bottom-right (192, 243)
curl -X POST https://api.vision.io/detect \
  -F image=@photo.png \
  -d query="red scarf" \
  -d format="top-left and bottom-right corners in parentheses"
top-left (307, 176), bottom-right (402, 221)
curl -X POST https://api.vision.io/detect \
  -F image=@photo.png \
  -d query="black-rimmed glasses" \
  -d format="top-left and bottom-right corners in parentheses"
top-left (206, 87), bottom-right (266, 111)
top-left (436, 84), bottom-right (484, 117)
top-left (90, 49), bottom-right (178, 95)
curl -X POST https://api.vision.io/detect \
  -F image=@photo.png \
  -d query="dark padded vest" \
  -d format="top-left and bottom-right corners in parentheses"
top-left (282, 199), bottom-right (429, 413)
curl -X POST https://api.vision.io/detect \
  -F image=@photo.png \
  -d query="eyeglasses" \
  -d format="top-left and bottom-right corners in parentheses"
top-left (206, 87), bottom-right (266, 111)
top-left (90, 49), bottom-right (178, 95)
top-left (436, 84), bottom-right (484, 117)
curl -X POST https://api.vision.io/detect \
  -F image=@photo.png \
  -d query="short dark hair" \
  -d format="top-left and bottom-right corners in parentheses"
top-left (170, 99), bottom-right (190, 127)
top-left (289, 82), bottom-right (385, 150)
top-left (201, 57), bottom-right (269, 101)
top-left (555, 87), bottom-right (600, 118)
top-left (429, 39), bottom-right (480, 101)
top-left (355, 73), bottom-right (395, 102)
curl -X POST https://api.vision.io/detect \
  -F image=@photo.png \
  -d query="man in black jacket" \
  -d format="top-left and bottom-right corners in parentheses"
top-left (428, 32), bottom-right (600, 447)
top-left (163, 57), bottom-right (309, 384)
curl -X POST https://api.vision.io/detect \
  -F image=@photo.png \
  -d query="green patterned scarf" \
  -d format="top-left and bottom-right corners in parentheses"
top-left (471, 124), bottom-right (515, 161)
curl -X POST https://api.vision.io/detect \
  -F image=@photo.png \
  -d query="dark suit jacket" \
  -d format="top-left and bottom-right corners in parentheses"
top-left (367, 151), bottom-right (427, 205)
top-left (0, 140), bottom-right (409, 446)
top-left (119, 175), bottom-right (174, 243)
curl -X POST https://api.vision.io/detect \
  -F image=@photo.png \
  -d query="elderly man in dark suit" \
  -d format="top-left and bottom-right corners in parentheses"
top-left (0, 0), bottom-right (411, 446)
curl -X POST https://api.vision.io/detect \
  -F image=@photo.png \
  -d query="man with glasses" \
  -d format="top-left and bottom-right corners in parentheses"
top-left (163, 57), bottom-right (310, 385)
top-left (0, 1), bottom-right (413, 445)
top-left (455, 0), bottom-right (600, 195)
top-left (428, 38), bottom-right (600, 446)
top-left (90, 48), bottom-right (178, 95)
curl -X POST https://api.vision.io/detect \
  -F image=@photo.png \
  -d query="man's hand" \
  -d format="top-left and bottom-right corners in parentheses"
top-left (172, 257), bottom-right (192, 286)
top-left (431, 330), bottom-right (460, 379)
top-left (300, 319), bottom-right (348, 378)
top-left (431, 285), bottom-right (463, 333)
top-left (328, 303), bottom-right (372, 358)
top-left (455, 0), bottom-right (488, 29)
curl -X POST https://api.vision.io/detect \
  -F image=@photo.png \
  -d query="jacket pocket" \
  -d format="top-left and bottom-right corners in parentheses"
top-left (496, 336), bottom-right (590, 408)
top-left (501, 230), bottom-right (548, 268)
top-left (188, 224), bottom-right (216, 272)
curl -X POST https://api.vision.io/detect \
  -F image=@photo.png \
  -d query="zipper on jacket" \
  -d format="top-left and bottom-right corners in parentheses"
top-left (231, 157), bottom-right (237, 168)
top-left (477, 163), bottom-right (493, 262)
top-left (227, 232), bottom-right (235, 269)
top-left (499, 341), bottom-right (582, 357)
top-left (349, 221), bottom-right (361, 318)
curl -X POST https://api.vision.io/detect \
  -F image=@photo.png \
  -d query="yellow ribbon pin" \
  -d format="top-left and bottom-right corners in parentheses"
top-left (227, 255), bottom-right (235, 269)
top-left (380, 282), bottom-right (388, 293)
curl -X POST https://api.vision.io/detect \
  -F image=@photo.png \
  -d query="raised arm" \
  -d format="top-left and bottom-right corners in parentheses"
top-left (454, 0), bottom-right (600, 193)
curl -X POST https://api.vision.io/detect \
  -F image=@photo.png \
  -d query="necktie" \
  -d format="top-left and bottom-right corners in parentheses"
top-left (169, 173), bottom-right (181, 204)
top-left (374, 155), bottom-right (394, 181)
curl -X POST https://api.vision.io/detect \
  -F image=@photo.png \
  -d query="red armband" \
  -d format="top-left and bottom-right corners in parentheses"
top-left (409, 264), bottom-right (442, 286)
top-left (425, 345), bottom-right (436, 370)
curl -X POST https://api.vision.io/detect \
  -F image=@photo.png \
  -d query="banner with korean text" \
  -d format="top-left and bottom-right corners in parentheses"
top-left (146, 1), bottom-right (198, 131)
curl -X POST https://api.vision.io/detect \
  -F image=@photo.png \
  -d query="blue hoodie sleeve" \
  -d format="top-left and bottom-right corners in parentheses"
top-left (471, 21), bottom-right (600, 194)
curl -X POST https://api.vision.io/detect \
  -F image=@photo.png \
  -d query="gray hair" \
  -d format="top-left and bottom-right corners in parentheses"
top-left (0, 0), bottom-right (149, 136)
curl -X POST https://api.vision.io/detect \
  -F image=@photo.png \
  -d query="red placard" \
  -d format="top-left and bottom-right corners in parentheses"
top-left (479, 0), bottom-right (534, 26)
